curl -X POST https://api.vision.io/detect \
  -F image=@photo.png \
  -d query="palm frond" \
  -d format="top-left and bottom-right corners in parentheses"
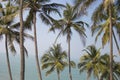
top-left (37, 0), bottom-right (50, 3)
top-left (41, 54), bottom-right (50, 63)
top-left (0, 13), bottom-right (17, 24)
top-left (70, 61), bottom-right (76, 68)
top-left (75, 0), bottom-right (97, 16)
top-left (8, 40), bottom-right (16, 54)
top-left (91, 24), bottom-right (102, 36)
top-left (113, 30), bottom-right (120, 55)
top-left (23, 9), bottom-right (33, 30)
top-left (55, 61), bottom-right (64, 71)
top-left (91, 3), bottom-right (106, 24)
top-left (94, 25), bottom-right (104, 43)
top-left (102, 29), bottom-right (109, 47)
top-left (23, 45), bottom-right (28, 57)
top-left (23, 33), bottom-right (34, 41)
top-left (53, 30), bottom-right (62, 44)
top-left (72, 23), bottom-right (87, 45)
top-left (78, 61), bottom-right (86, 68)
top-left (10, 22), bottom-right (20, 29)
top-left (46, 65), bottom-right (55, 76)
top-left (42, 62), bottom-right (54, 70)
top-left (0, 3), bottom-right (4, 14)
top-left (60, 51), bottom-right (67, 59)
top-left (0, 27), bottom-right (9, 34)
top-left (42, 3), bottom-right (65, 16)
top-left (63, 3), bottom-right (74, 20)
top-left (39, 13), bottom-right (52, 25)
top-left (50, 19), bottom-right (65, 31)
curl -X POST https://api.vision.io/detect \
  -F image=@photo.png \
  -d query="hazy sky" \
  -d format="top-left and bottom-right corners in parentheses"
top-left (0, 0), bottom-right (119, 61)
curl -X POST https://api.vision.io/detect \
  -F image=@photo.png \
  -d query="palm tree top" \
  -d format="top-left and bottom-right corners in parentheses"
top-left (50, 3), bottom-right (88, 45)
top-left (41, 44), bottom-right (67, 62)
top-left (41, 44), bottom-right (68, 76)
top-left (0, 2), bottom-right (19, 25)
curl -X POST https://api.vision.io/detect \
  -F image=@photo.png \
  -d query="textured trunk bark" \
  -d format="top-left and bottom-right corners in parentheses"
top-left (68, 33), bottom-right (72, 80)
top-left (109, 2), bottom-right (113, 80)
top-left (19, 0), bottom-right (25, 80)
top-left (5, 35), bottom-right (13, 80)
top-left (33, 12), bottom-right (42, 80)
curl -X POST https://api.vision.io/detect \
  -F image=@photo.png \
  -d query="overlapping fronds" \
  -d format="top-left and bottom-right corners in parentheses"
top-left (78, 45), bottom-right (101, 79)
top-left (41, 44), bottom-right (68, 76)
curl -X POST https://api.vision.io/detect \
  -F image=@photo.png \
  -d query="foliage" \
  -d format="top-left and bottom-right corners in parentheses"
top-left (0, 2), bottom-right (33, 55)
top-left (50, 3), bottom-right (88, 44)
top-left (78, 45), bottom-right (101, 79)
top-left (78, 45), bottom-right (120, 80)
top-left (41, 44), bottom-right (68, 76)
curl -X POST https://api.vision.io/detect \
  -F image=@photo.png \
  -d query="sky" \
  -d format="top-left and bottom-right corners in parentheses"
top-left (0, 0), bottom-right (120, 61)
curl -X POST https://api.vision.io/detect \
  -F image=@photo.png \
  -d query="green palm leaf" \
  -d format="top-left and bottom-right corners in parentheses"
top-left (41, 44), bottom-right (68, 78)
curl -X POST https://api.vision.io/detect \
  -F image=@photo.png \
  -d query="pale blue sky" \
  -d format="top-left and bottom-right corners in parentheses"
top-left (0, 0), bottom-right (119, 61)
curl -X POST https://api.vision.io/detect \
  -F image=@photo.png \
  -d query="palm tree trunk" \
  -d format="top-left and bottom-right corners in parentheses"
top-left (33, 12), bottom-right (42, 80)
top-left (87, 72), bottom-right (90, 80)
top-left (19, 0), bottom-right (25, 80)
top-left (67, 33), bottom-right (72, 80)
top-left (5, 35), bottom-right (13, 80)
top-left (57, 69), bottom-right (60, 80)
top-left (109, 1), bottom-right (113, 80)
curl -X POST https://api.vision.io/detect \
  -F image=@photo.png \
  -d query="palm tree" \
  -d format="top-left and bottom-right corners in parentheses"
top-left (91, 1), bottom-right (120, 79)
top-left (23, 0), bottom-right (64, 80)
top-left (78, 45), bottom-right (102, 80)
top-left (0, 2), bottom-right (19, 80)
top-left (0, 2), bottom-right (33, 80)
top-left (50, 3), bottom-right (88, 80)
top-left (104, 1), bottom-right (113, 79)
top-left (99, 54), bottom-right (120, 80)
top-left (78, 45), bottom-right (120, 80)
top-left (75, 0), bottom-right (120, 79)
top-left (91, 1), bottom-right (120, 51)
top-left (41, 44), bottom-right (68, 80)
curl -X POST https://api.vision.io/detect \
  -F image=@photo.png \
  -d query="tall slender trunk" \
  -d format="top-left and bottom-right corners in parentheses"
top-left (57, 69), bottom-right (60, 80)
top-left (5, 34), bottom-right (13, 80)
top-left (67, 32), bottom-right (72, 80)
top-left (19, 0), bottom-right (25, 80)
top-left (33, 12), bottom-right (42, 80)
top-left (87, 75), bottom-right (89, 80)
top-left (109, 2), bottom-right (113, 80)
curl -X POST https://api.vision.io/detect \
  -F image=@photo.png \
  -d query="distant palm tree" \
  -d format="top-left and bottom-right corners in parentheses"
top-left (41, 44), bottom-right (68, 80)
top-left (78, 45), bottom-right (101, 80)
top-left (91, 1), bottom-right (120, 79)
top-left (50, 3), bottom-right (88, 80)
top-left (0, 2), bottom-right (33, 80)
top-left (91, 2), bottom-right (120, 53)
top-left (99, 54), bottom-right (120, 80)
top-left (78, 45), bottom-right (120, 80)
top-left (75, 0), bottom-right (120, 79)
top-left (23, 0), bottom-right (64, 80)
top-left (0, 2), bottom-right (19, 80)
top-left (0, 2), bottom-right (34, 80)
